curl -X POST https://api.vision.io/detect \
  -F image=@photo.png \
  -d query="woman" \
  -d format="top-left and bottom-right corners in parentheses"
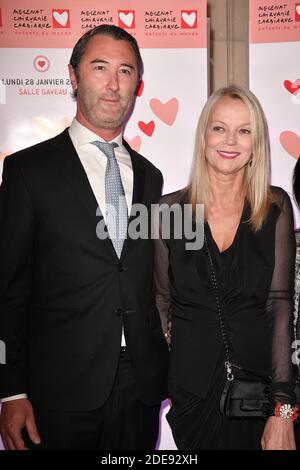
top-left (155, 86), bottom-right (297, 450)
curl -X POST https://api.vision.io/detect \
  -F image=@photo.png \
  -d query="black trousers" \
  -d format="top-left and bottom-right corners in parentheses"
top-left (22, 349), bottom-right (160, 450)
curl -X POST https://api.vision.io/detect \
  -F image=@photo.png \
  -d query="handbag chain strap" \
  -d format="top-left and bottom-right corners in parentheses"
top-left (204, 236), bottom-right (235, 382)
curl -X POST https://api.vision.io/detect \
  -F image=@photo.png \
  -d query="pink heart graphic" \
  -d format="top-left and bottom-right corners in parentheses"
top-left (284, 79), bottom-right (300, 95)
top-left (0, 149), bottom-right (12, 162)
top-left (280, 131), bottom-right (300, 159)
top-left (150, 98), bottom-right (179, 126)
top-left (124, 135), bottom-right (141, 152)
top-left (38, 61), bottom-right (46, 68)
top-left (138, 121), bottom-right (155, 137)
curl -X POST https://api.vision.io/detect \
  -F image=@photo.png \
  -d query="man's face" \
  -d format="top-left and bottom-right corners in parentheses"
top-left (69, 35), bottom-right (139, 135)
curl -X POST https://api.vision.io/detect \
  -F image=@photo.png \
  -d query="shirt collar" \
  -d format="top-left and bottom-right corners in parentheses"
top-left (68, 118), bottom-right (123, 148)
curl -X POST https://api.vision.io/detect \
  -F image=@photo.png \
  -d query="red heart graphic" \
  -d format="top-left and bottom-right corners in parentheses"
top-left (38, 61), bottom-right (46, 68)
top-left (138, 120), bottom-right (155, 137)
top-left (284, 79), bottom-right (300, 95)
top-left (136, 80), bottom-right (144, 97)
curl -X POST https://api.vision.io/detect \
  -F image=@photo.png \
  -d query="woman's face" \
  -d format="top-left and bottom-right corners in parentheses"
top-left (205, 96), bottom-right (253, 176)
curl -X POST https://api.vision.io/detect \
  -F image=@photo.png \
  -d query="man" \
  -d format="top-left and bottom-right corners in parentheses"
top-left (0, 25), bottom-right (168, 450)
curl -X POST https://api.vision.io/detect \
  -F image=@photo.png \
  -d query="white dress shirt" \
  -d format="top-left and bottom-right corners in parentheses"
top-left (68, 118), bottom-right (133, 220)
top-left (1, 119), bottom-right (133, 403)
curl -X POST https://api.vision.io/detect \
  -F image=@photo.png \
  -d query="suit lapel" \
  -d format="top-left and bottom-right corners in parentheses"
top-left (50, 129), bottom-right (99, 220)
top-left (123, 139), bottom-right (146, 213)
top-left (121, 139), bottom-right (146, 259)
top-left (49, 131), bottom-right (146, 261)
top-left (49, 129), bottom-right (118, 258)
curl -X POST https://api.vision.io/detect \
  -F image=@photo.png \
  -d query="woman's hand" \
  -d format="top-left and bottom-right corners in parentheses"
top-left (164, 321), bottom-right (172, 348)
top-left (164, 330), bottom-right (171, 346)
top-left (261, 416), bottom-right (296, 450)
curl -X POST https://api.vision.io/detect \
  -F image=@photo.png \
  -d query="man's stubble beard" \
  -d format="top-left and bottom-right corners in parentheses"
top-left (77, 87), bottom-right (132, 131)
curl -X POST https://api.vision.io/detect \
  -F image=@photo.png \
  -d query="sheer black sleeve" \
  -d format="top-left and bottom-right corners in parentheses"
top-left (295, 233), bottom-right (300, 345)
top-left (153, 191), bottom-right (183, 344)
top-left (154, 223), bottom-right (171, 341)
top-left (266, 188), bottom-right (296, 406)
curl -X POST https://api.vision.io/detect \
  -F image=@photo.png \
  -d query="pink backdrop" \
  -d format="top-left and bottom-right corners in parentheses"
top-left (249, 0), bottom-right (300, 227)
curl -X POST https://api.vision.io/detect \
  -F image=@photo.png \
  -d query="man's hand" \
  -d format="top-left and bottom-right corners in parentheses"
top-left (0, 398), bottom-right (41, 450)
top-left (261, 416), bottom-right (296, 450)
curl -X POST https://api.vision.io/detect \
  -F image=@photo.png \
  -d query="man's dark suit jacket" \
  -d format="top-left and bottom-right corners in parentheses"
top-left (0, 129), bottom-right (168, 411)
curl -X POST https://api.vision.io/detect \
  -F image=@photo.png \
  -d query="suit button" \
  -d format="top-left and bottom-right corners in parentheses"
top-left (115, 308), bottom-right (122, 316)
top-left (119, 265), bottom-right (127, 272)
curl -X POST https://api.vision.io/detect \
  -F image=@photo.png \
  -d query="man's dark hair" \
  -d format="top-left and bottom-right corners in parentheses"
top-left (70, 25), bottom-right (143, 82)
top-left (294, 158), bottom-right (300, 208)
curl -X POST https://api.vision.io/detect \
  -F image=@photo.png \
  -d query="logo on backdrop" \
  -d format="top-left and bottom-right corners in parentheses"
top-left (284, 79), bottom-right (300, 96)
top-left (295, 3), bottom-right (300, 22)
top-left (283, 78), bottom-right (300, 104)
top-left (118, 10), bottom-right (135, 29)
top-left (33, 55), bottom-right (50, 73)
top-left (52, 9), bottom-right (70, 28)
top-left (181, 10), bottom-right (197, 28)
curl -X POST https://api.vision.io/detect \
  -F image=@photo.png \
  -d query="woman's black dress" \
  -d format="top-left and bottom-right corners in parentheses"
top-left (154, 187), bottom-right (296, 450)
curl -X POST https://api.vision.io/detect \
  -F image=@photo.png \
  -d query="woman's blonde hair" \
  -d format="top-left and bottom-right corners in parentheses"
top-left (188, 85), bottom-right (277, 231)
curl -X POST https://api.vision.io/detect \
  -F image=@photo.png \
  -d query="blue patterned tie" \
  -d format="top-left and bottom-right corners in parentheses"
top-left (92, 141), bottom-right (128, 258)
